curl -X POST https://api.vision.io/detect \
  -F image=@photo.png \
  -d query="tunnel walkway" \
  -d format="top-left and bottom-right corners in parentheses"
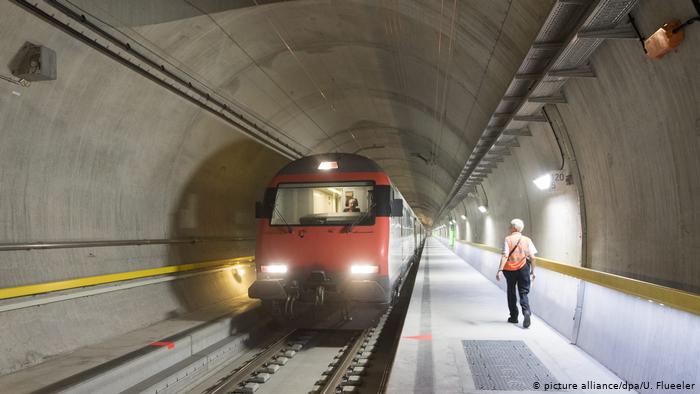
top-left (387, 238), bottom-right (627, 393)
top-left (0, 295), bottom-right (261, 393)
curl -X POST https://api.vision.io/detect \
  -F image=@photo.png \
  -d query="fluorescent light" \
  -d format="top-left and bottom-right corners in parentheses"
top-left (318, 161), bottom-right (338, 170)
top-left (533, 173), bottom-right (552, 190)
top-left (350, 264), bottom-right (378, 274)
top-left (461, 215), bottom-right (467, 220)
top-left (478, 205), bottom-right (487, 213)
top-left (261, 264), bottom-right (288, 274)
top-left (326, 187), bottom-right (342, 195)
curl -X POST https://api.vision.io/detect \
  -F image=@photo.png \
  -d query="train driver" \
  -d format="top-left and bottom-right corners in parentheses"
top-left (343, 198), bottom-right (361, 213)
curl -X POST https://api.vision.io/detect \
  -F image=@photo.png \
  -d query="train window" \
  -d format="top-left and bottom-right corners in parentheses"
top-left (271, 181), bottom-right (375, 226)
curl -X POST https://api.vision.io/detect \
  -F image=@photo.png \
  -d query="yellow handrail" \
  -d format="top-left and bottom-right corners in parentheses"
top-left (0, 256), bottom-right (255, 300)
top-left (457, 240), bottom-right (700, 317)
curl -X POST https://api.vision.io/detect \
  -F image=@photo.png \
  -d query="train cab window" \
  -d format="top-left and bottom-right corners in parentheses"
top-left (271, 182), bottom-right (375, 226)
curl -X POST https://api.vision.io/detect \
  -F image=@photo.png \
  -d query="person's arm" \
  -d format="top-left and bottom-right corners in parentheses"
top-left (496, 255), bottom-right (508, 281)
top-left (528, 239), bottom-right (537, 280)
top-left (496, 240), bottom-right (508, 281)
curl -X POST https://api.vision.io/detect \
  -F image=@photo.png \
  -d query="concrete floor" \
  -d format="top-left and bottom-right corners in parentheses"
top-left (386, 238), bottom-right (630, 394)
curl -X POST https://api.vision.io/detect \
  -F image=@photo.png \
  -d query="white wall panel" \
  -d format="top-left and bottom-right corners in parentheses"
top-left (442, 238), bottom-right (700, 393)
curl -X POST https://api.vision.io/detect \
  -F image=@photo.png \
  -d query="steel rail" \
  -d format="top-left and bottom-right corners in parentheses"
top-left (206, 330), bottom-right (297, 394)
top-left (319, 329), bottom-right (369, 394)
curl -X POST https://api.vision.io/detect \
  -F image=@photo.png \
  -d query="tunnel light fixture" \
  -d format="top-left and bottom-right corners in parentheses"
top-left (461, 215), bottom-right (467, 220)
top-left (473, 184), bottom-right (489, 215)
top-left (318, 161), bottom-right (338, 170)
top-left (261, 264), bottom-right (288, 274)
top-left (350, 264), bottom-right (379, 274)
top-left (533, 173), bottom-right (553, 190)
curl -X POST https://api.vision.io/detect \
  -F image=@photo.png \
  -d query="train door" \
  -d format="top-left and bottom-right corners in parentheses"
top-left (413, 217), bottom-right (417, 250)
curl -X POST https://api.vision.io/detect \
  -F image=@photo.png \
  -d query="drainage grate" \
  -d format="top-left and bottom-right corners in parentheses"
top-left (462, 340), bottom-right (558, 391)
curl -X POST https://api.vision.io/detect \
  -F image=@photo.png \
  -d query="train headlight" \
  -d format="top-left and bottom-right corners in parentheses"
top-left (261, 264), bottom-right (288, 274)
top-left (350, 264), bottom-right (379, 275)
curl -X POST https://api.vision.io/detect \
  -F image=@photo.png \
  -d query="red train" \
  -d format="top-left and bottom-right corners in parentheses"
top-left (248, 153), bottom-right (424, 318)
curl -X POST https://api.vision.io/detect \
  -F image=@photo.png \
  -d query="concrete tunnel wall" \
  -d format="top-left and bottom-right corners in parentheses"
top-left (0, 2), bottom-right (288, 374)
top-left (452, 116), bottom-right (583, 266)
top-left (453, 0), bottom-right (700, 294)
top-left (1, 0), bottom-right (699, 381)
top-left (0, 0), bottom-right (557, 376)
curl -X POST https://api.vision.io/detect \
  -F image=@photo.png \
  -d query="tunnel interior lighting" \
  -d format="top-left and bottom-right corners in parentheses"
top-left (350, 264), bottom-right (378, 274)
top-left (261, 264), bottom-right (288, 274)
top-left (318, 161), bottom-right (338, 170)
top-left (478, 205), bottom-right (488, 213)
top-left (461, 215), bottom-right (467, 220)
top-left (533, 173), bottom-right (553, 190)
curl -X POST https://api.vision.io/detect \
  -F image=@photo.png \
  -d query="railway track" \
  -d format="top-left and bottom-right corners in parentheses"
top-left (176, 246), bottom-right (424, 394)
top-left (192, 308), bottom-right (393, 394)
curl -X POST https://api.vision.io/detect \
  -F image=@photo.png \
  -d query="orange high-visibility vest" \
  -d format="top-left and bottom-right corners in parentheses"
top-left (504, 233), bottom-right (530, 271)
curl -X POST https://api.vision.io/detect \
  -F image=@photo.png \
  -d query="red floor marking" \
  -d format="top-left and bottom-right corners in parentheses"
top-left (151, 341), bottom-right (174, 349)
top-left (402, 334), bottom-right (432, 340)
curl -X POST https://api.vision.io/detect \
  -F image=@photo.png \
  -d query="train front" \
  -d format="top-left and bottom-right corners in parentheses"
top-left (248, 154), bottom-right (402, 315)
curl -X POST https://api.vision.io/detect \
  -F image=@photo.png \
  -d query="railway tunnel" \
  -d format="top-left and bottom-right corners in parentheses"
top-left (0, 0), bottom-right (699, 392)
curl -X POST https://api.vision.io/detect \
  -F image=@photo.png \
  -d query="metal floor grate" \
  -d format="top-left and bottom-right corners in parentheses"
top-left (462, 340), bottom-right (558, 391)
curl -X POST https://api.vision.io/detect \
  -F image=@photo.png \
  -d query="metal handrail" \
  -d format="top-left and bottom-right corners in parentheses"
top-left (0, 256), bottom-right (255, 300)
top-left (456, 240), bottom-right (700, 317)
top-left (0, 237), bottom-right (254, 251)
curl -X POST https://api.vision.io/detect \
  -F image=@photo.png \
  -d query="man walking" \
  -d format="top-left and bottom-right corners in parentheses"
top-left (496, 219), bottom-right (537, 328)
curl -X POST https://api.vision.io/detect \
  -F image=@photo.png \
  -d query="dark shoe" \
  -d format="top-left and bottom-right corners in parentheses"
top-left (523, 315), bottom-right (531, 328)
top-left (507, 317), bottom-right (518, 323)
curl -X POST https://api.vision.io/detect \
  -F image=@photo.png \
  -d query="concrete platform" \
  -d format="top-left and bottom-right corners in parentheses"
top-left (386, 238), bottom-right (632, 393)
top-left (0, 295), bottom-right (262, 394)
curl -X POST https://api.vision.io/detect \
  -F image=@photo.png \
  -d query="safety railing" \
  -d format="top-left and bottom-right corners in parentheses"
top-left (457, 240), bottom-right (700, 317)
top-left (0, 256), bottom-right (255, 301)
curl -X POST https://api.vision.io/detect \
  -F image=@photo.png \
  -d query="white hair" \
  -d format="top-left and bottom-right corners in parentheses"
top-left (510, 218), bottom-right (524, 232)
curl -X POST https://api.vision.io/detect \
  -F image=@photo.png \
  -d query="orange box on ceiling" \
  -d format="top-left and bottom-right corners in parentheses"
top-left (644, 19), bottom-right (685, 59)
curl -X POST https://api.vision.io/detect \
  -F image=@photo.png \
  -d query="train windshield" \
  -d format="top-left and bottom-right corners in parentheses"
top-left (271, 182), bottom-right (375, 226)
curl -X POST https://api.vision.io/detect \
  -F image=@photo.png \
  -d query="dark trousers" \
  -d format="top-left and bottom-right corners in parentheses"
top-left (503, 263), bottom-right (531, 318)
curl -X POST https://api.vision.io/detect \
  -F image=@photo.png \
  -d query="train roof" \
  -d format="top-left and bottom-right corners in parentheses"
top-left (277, 153), bottom-right (384, 175)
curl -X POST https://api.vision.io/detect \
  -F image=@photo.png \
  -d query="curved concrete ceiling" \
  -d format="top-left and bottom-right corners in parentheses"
top-left (70, 0), bottom-right (555, 222)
